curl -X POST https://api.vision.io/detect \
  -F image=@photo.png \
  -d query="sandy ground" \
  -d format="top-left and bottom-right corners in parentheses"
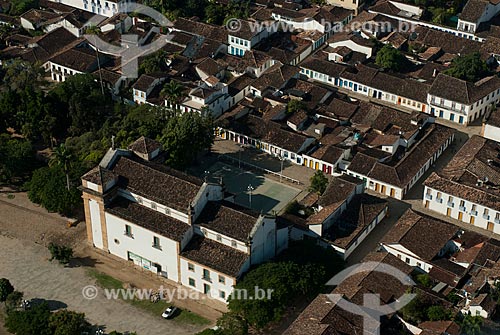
top-left (0, 235), bottom-right (204, 335)
top-left (0, 190), bottom-right (222, 334)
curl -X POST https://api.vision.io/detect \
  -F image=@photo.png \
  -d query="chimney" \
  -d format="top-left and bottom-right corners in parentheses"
top-left (432, 68), bottom-right (438, 78)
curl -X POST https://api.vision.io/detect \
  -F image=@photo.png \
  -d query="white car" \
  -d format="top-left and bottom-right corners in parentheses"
top-left (161, 306), bottom-right (178, 319)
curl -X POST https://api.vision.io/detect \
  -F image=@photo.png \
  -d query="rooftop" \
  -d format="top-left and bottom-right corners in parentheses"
top-left (382, 209), bottom-right (459, 261)
top-left (180, 235), bottom-right (248, 277)
top-left (106, 197), bottom-right (191, 242)
top-left (109, 155), bottom-right (203, 212)
top-left (424, 135), bottom-right (500, 211)
top-left (196, 201), bottom-right (260, 242)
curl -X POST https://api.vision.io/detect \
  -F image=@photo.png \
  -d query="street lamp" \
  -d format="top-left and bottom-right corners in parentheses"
top-left (204, 170), bottom-right (210, 182)
top-left (247, 184), bottom-right (254, 209)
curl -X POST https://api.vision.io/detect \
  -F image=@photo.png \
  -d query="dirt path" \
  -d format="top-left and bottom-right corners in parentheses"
top-left (0, 235), bottom-right (204, 335)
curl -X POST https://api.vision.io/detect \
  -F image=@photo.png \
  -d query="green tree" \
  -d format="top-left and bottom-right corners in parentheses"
top-left (228, 242), bottom-right (343, 329)
top-left (216, 312), bottom-right (248, 335)
top-left (0, 135), bottom-right (35, 183)
top-left (9, 0), bottom-right (39, 15)
top-left (309, 171), bottom-right (328, 195)
top-left (416, 274), bottom-right (433, 288)
top-left (446, 292), bottom-right (461, 305)
top-left (461, 314), bottom-right (483, 335)
top-left (48, 243), bottom-right (74, 265)
top-left (5, 291), bottom-right (23, 312)
top-left (5, 302), bottom-right (51, 335)
top-left (0, 61), bottom-right (51, 139)
top-left (49, 144), bottom-right (73, 191)
top-left (49, 73), bottom-right (111, 136)
top-left (427, 305), bottom-right (452, 321)
top-left (49, 310), bottom-right (89, 335)
top-left (444, 52), bottom-right (490, 82)
top-left (139, 50), bottom-right (168, 75)
top-left (286, 100), bottom-right (306, 115)
top-left (161, 80), bottom-right (186, 109)
top-left (160, 112), bottom-right (214, 170)
top-left (196, 330), bottom-right (219, 335)
top-left (401, 293), bottom-right (429, 324)
top-left (375, 45), bottom-right (407, 72)
top-left (0, 278), bottom-right (14, 303)
top-left (25, 166), bottom-right (81, 216)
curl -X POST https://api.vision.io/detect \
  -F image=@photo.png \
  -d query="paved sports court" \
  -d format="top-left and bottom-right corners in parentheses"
top-left (205, 161), bottom-right (301, 214)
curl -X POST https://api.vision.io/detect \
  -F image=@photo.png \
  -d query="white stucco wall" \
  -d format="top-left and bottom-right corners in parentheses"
top-left (179, 257), bottom-right (237, 303)
top-left (105, 212), bottom-right (183, 282)
top-left (89, 199), bottom-right (104, 249)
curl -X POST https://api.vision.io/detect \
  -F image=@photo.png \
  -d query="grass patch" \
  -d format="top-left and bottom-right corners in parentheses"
top-left (86, 270), bottom-right (210, 326)
top-left (174, 310), bottom-right (210, 326)
top-left (7, 194), bottom-right (14, 199)
top-left (87, 269), bottom-right (123, 290)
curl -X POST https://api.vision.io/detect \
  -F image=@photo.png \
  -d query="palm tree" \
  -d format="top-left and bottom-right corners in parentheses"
top-left (49, 144), bottom-right (73, 191)
top-left (161, 80), bottom-right (185, 110)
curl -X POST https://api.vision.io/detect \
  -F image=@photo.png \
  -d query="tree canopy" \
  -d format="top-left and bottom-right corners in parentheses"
top-left (375, 45), bottom-right (408, 72)
top-left (5, 302), bottom-right (90, 335)
top-left (309, 171), bottom-right (329, 195)
top-left (443, 52), bottom-right (490, 82)
top-left (0, 135), bottom-right (35, 183)
top-left (227, 241), bottom-right (344, 329)
top-left (25, 166), bottom-right (81, 216)
top-left (9, 0), bottom-right (39, 15)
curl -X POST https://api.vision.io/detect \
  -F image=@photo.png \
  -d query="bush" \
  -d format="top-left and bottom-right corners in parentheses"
top-left (48, 243), bottom-right (73, 265)
top-left (0, 278), bottom-right (14, 302)
top-left (309, 171), bottom-right (328, 195)
top-left (416, 274), bottom-right (433, 288)
top-left (427, 305), bottom-right (452, 321)
top-left (5, 302), bottom-right (51, 335)
top-left (5, 291), bottom-right (23, 312)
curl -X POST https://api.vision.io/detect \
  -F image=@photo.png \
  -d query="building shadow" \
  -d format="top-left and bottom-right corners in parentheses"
top-left (67, 255), bottom-right (103, 269)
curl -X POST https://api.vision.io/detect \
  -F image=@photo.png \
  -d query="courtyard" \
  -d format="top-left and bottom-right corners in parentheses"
top-left (203, 161), bottom-right (301, 214)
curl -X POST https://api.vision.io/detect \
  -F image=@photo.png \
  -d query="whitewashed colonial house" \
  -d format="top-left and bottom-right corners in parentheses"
top-left (427, 73), bottom-right (500, 125)
top-left (423, 136), bottom-right (500, 235)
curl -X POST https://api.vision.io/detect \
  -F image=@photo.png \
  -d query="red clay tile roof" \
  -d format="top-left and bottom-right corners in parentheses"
top-left (383, 209), bottom-right (459, 261)
top-left (196, 201), bottom-right (259, 241)
top-left (107, 197), bottom-right (191, 242)
top-left (128, 136), bottom-right (162, 155)
top-left (110, 155), bottom-right (203, 212)
top-left (424, 135), bottom-right (500, 211)
top-left (180, 235), bottom-right (248, 277)
top-left (324, 194), bottom-right (388, 249)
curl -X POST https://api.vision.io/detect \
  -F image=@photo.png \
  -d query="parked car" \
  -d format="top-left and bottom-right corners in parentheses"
top-left (161, 306), bottom-right (178, 319)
